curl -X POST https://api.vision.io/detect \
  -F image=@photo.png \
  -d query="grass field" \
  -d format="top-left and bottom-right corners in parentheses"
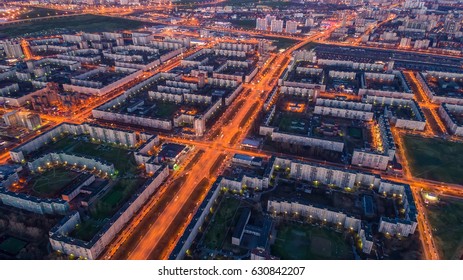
top-left (264, 37), bottom-right (299, 50)
top-left (347, 126), bottom-right (362, 139)
top-left (69, 141), bottom-right (137, 175)
top-left (276, 113), bottom-right (307, 134)
top-left (221, 0), bottom-right (299, 6)
top-left (427, 197), bottom-right (463, 259)
top-left (220, 0), bottom-right (258, 5)
top-left (229, 19), bottom-right (256, 29)
top-left (271, 223), bottom-right (353, 260)
top-left (203, 196), bottom-right (241, 249)
top-left (91, 177), bottom-right (148, 220)
top-left (30, 167), bottom-right (80, 197)
top-left (71, 177), bottom-right (148, 241)
top-left (17, 7), bottom-right (68, 20)
top-left (402, 135), bottom-right (463, 184)
top-left (0, 15), bottom-right (150, 38)
top-left (42, 136), bottom-right (138, 175)
top-left (153, 102), bottom-right (180, 119)
top-left (0, 237), bottom-right (27, 256)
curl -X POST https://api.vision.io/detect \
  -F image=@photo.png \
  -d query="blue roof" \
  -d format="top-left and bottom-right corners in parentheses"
top-left (233, 153), bottom-right (254, 161)
top-left (242, 138), bottom-right (260, 148)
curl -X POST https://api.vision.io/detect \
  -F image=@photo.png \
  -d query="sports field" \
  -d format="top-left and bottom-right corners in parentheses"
top-left (30, 167), bottom-right (80, 197)
top-left (271, 223), bottom-right (354, 260)
top-left (402, 135), bottom-right (463, 184)
top-left (427, 197), bottom-right (463, 259)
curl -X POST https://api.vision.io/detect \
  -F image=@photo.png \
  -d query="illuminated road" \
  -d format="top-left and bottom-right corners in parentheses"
top-left (99, 23), bottom-right (345, 260)
top-left (102, 16), bottom-right (463, 261)
top-left (102, 13), bottom-right (305, 41)
top-left (404, 71), bottom-right (448, 136)
top-left (0, 13), bottom-right (80, 26)
top-left (4, 9), bottom-right (461, 259)
top-left (388, 72), bottom-right (463, 258)
top-left (391, 126), bottom-right (440, 260)
top-left (317, 40), bottom-right (463, 59)
top-left (0, 44), bottom-right (205, 165)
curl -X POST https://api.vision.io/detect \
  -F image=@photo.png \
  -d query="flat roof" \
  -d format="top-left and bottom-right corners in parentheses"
top-left (158, 143), bottom-right (187, 159)
top-left (232, 207), bottom-right (251, 239)
top-left (241, 138), bottom-right (260, 148)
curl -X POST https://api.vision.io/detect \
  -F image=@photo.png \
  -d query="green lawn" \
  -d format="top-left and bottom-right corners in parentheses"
top-left (276, 113), bottom-right (307, 134)
top-left (153, 102), bottom-right (180, 119)
top-left (71, 177), bottom-right (148, 241)
top-left (220, 0), bottom-right (298, 6)
top-left (39, 136), bottom-right (77, 153)
top-left (0, 237), bottom-right (27, 255)
top-left (30, 167), bottom-right (80, 197)
top-left (219, 0), bottom-right (257, 5)
top-left (203, 196), bottom-right (241, 249)
top-left (271, 223), bottom-right (353, 260)
top-left (91, 177), bottom-right (148, 220)
top-left (348, 126), bottom-right (363, 139)
top-left (402, 135), bottom-right (463, 184)
top-left (42, 135), bottom-right (138, 175)
top-left (0, 15), bottom-right (150, 38)
top-left (229, 19), bottom-right (256, 30)
top-left (427, 197), bottom-right (463, 259)
top-left (69, 141), bottom-right (137, 175)
top-left (257, 0), bottom-right (304, 8)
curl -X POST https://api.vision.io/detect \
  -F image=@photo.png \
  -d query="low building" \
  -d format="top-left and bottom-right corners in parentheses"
top-left (250, 248), bottom-right (279, 260)
top-left (232, 154), bottom-right (263, 167)
top-left (231, 208), bottom-right (251, 246)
